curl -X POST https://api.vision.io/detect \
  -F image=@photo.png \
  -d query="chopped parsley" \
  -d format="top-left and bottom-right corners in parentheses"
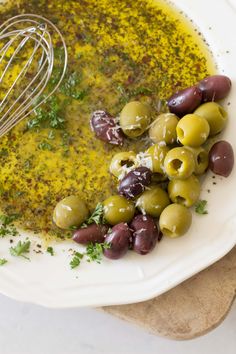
top-left (195, 200), bottom-right (208, 215)
top-left (10, 240), bottom-right (31, 260)
top-left (82, 203), bottom-right (104, 228)
top-left (48, 130), bottom-right (55, 140)
top-left (85, 242), bottom-right (110, 264)
top-left (46, 246), bottom-right (54, 256)
top-left (59, 72), bottom-right (87, 100)
top-left (70, 242), bottom-right (110, 269)
top-left (27, 96), bottom-right (65, 131)
top-left (0, 213), bottom-right (20, 238)
top-left (70, 251), bottom-right (84, 269)
top-left (38, 141), bottom-right (54, 151)
top-left (0, 258), bottom-right (7, 266)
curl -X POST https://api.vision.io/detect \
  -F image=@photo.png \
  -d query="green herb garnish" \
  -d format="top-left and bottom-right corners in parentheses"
top-left (195, 200), bottom-right (208, 215)
top-left (0, 258), bottom-right (7, 266)
top-left (0, 214), bottom-right (20, 238)
top-left (10, 240), bottom-right (31, 260)
top-left (47, 246), bottom-right (54, 256)
top-left (85, 242), bottom-right (110, 264)
top-left (48, 130), bottom-right (55, 140)
top-left (70, 251), bottom-right (84, 269)
top-left (60, 72), bottom-right (87, 100)
top-left (81, 203), bottom-right (104, 227)
top-left (38, 141), bottom-right (54, 151)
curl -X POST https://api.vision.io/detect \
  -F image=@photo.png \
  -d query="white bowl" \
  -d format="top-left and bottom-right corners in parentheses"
top-left (0, 0), bottom-right (236, 308)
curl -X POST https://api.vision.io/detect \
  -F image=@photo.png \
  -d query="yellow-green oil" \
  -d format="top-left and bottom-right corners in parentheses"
top-left (0, 0), bottom-right (215, 236)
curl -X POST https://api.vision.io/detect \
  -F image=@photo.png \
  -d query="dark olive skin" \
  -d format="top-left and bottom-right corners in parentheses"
top-left (198, 75), bottom-right (231, 102)
top-left (209, 140), bottom-right (234, 177)
top-left (167, 86), bottom-right (202, 117)
top-left (103, 223), bottom-right (132, 260)
top-left (73, 224), bottom-right (109, 245)
top-left (130, 215), bottom-right (159, 255)
top-left (90, 110), bottom-right (124, 145)
top-left (118, 167), bottom-right (152, 199)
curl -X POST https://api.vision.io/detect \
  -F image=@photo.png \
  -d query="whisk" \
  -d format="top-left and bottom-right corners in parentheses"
top-left (0, 13), bottom-right (67, 137)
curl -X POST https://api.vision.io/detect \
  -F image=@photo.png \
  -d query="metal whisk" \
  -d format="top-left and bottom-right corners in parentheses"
top-left (0, 14), bottom-right (67, 137)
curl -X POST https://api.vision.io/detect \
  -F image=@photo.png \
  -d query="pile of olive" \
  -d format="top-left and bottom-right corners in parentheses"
top-left (53, 75), bottom-right (234, 261)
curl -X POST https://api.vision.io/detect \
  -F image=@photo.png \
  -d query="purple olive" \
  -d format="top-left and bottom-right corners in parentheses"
top-left (118, 167), bottom-right (152, 199)
top-left (209, 140), bottom-right (234, 177)
top-left (198, 75), bottom-right (231, 102)
top-left (103, 223), bottom-right (132, 260)
top-left (73, 224), bottom-right (109, 245)
top-left (167, 86), bottom-right (202, 117)
top-left (130, 214), bottom-right (160, 255)
top-left (90, 110), bottom-right (124, 145)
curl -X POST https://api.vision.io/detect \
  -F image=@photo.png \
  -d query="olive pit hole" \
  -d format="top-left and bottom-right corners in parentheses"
top-left (162, 227), bottom-right (174, 237)
top-left (121, 159), bottom-right (134, 168)
top-left (197, 152), bottom-right (207, 165)
top-left (175, 196), bottom-right (186, 205)
top-left (171, 159), bottom-right (183, 171)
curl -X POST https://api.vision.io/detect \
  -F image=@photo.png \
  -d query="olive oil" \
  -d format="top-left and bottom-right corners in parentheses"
top-left (0, 0), bottom-right (215, 235)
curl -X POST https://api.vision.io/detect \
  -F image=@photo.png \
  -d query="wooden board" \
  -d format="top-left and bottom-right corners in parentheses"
top-left (102, 247), bottom-right (236, 340)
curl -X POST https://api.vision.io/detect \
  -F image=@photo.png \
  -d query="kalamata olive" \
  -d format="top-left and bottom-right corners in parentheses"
top-left (209, 140), bottom-right (234, 177)
top-left (90, 110), bottom-right (124, 145)
top-left (130, 214), bottom-right (160, 255)
top-left (167, 86), bottom-right (202, 117)
top-left (72, 224), bottom-right (109, 245)
top-left (198, 75), bottom-right (231, 102)
top-left (103, 223), bottom-right (132, 260)
top-left (118, 167), bottom-right (152, 199)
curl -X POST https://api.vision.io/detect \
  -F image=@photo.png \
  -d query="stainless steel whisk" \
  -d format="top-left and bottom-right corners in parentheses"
top-left (0, 14), bottom-right (67, 137)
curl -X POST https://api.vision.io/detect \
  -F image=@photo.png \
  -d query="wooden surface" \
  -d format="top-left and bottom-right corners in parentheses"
top-left (103, 247), bottom-right (236, 340)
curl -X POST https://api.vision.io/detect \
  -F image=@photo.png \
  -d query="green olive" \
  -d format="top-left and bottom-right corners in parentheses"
top-left (53, 195), bottom-right (89, 229)
top-left (146, 144), bottom-right (169, 180)
top-left (194, 102), bottom-right (228, 136)
top-left (103, 195), bottom-right (135, 225)
top-left (119, 101), bottom-right (152, 138)
top-left (149, 113), bottom-right (178, 145)
top-left (136, 185), bottom-right (170, 217)
top-left (110, 151), bottom-right (137, 178)
top-left (159, 203), bottom-right (192, 238)
top-left (164, 147), bottom-right (195, 179)
top-left (185, 146), bottom-right (209, 175)
top-left (176, 114), bottom-right (210, 147)
top-left (168, 175), bottom-right (200, 207)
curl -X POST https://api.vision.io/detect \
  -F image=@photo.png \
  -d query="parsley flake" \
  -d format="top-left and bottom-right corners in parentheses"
top-left (195, 200), bottom-right (208, 215)
top-left (85, 242), bottom-right (110, 264)
top-left (70, 252), bottom-right (84, 269)
top-left (10, 240), bottom-right (31, 260)
top-left (47, 246), bottom-right (54, 256)
top-left (0, 214), bottom-right (20, 238)
top-left (0, 258), bottom-right (7, 266)
top-left (82, 203), bottom-right (104, 227)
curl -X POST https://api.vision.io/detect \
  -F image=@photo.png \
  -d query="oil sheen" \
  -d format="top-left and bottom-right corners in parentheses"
top-left (0, 0), bottom-right (215, 236)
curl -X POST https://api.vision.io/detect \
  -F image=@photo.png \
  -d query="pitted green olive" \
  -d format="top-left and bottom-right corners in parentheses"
top-left (119, 101), bottom-right (152, 138)
top-left (185, 146), bottom-right (209, 175)
top-left (103, 195), bottom-right (135, 225)
top-left (176, 114), bottom-right (210, 147)
top-left (194, 102), bottom-right (228, 136)
top-left (146, 144), bottom-right (169, 179)
top-left (164, 147), bottom-right (195, 179)
top-left (53, 195), bottom-right (89, 229)
top-left (110, 151), bottom-right (137, 178)
top-left (149, 113), bottom-right (178, 145)
top-left (136, 185), bottom-right (170, 217)
top-left (159, 203), bottom-right (192, 238)
top-left (168, 175), bottom-right (201, 207)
